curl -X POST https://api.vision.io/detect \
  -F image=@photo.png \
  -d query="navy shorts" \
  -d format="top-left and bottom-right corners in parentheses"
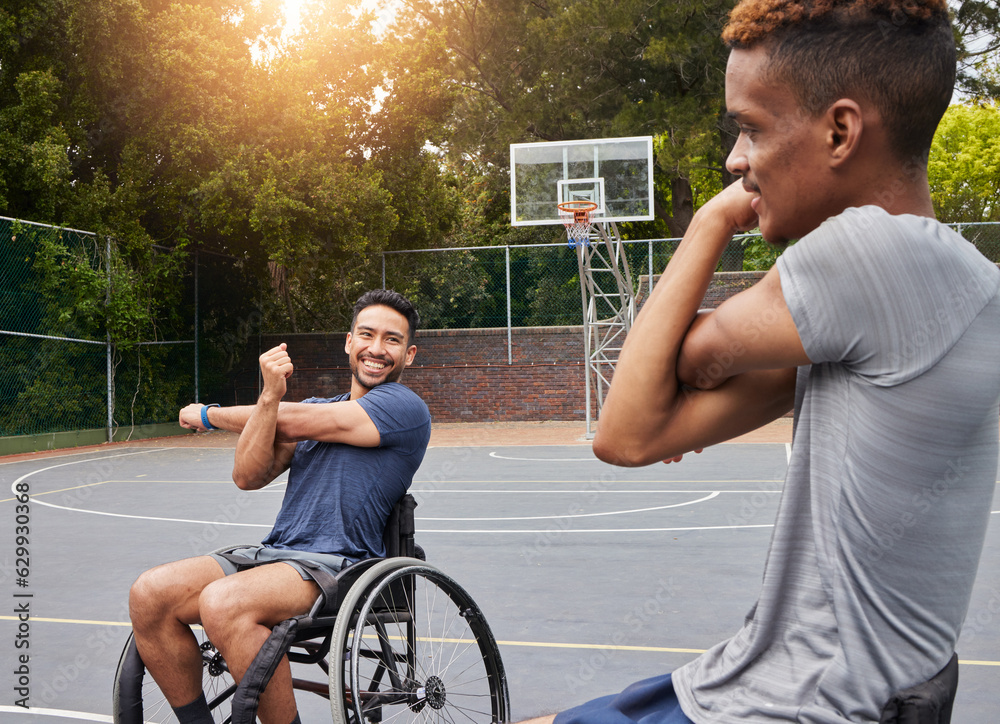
top-left (209, 545), bottom-right (350, 581)
top-left (555, 674), bottom-right (694, 724)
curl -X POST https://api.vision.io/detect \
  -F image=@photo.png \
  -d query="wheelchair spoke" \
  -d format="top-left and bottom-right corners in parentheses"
top-left (113, 630), bottom-right (237, 724)
top-left (338, 564), bottom-right (508, 724)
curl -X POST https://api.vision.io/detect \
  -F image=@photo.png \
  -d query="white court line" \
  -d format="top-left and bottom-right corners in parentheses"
top-left (421, 492), bottom-right (719, 520)
top-left (0, 706), bottom-right (111, 722)
top-left (8, 450), bottom-right (780, 527)
top-left (410, 488), bottom-right (783, 493)
top-left (9, 448), bottom-right (169, 496)
top-left (418, 523), bottom-right (777, 533)
top-left (7, 450), bottom-right (273, 527)
top-left (26, 502), bottom-right (273, 527)
top-left (785, 443), bottom-right (792, 462)
top-left (413, 479), bottom-right (785, 484)
top-left (489, 451), bottom-right (597, 461)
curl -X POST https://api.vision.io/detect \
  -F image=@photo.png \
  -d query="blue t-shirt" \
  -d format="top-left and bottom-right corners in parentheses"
top-left (261, 382), bottom-right (431, 561)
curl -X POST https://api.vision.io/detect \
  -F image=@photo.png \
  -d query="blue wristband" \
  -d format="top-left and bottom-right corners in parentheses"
top-left (201, 403), bottom-right (220, 431)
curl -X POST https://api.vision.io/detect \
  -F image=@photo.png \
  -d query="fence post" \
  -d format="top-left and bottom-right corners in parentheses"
top-left (506, 245), bottom-right (512, 364)
top-left (382, 253), bottom-right (386, 289)
top-left (106, 236), bottom-right (113, 443)
top-left (648, 239), bottom-right (653, 287)
top-left (194, 248), bottom-right (200, 402)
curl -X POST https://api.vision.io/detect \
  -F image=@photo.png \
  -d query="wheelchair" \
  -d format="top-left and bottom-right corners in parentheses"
top-left (112, 494), bottom-right (510, 724)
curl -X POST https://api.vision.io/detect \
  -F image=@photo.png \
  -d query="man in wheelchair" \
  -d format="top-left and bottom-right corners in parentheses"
top-left (128, 289), bottom-right (431, 724)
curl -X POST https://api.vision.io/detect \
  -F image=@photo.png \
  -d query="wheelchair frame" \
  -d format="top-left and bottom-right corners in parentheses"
top-left (113, 494), bottom-right (510, 724)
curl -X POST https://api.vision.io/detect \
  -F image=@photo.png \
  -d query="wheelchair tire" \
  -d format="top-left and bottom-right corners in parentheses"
top-left (112, 630), bottom-right (237, 724)
top-left (329, 561), bottom-right (509, 724)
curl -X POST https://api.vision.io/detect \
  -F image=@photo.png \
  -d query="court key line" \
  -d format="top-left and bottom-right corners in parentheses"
top-left (421, 493), bottom-right (719, 521)
top-left (9, 453), bottom-right (997, 529)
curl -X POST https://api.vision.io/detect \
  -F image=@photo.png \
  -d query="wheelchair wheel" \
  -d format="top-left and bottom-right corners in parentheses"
top-left (113, 630), bottom-right (236, 724)
top-left (329, 561), bottom-right (509, 724)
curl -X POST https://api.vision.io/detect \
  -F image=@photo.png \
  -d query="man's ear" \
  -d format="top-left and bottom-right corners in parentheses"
top-left (344, 332), bottom-right (352, 354)
top-left (826, 99), bottom-right (863, 166)
top-left (404, 345), bottom-right (417, 367)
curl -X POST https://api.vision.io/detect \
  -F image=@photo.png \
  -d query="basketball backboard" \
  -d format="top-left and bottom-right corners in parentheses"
top-left (510, 136), bottom-right (654, 226)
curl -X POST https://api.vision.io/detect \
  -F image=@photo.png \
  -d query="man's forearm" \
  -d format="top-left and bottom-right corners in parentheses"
top-left (203, 404), bottom-right (253, 433)
top-left (232, 394), bottom-right (288, 490)
top-left (598, 208), bottom-right (738, 439)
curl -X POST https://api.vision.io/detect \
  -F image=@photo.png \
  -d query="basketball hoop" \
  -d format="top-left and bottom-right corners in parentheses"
top-left (558, 200), bottom-right (598, 247)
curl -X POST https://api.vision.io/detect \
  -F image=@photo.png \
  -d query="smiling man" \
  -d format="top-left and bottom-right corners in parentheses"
top-left (128, 289), bottom-right (430, 724)
top-left (538, 1), bottom-right (1000, 723)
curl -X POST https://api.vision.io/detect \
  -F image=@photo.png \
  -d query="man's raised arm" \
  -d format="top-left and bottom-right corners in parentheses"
top-left (231, 344), bottom-right (297, 490)
top-left (592, 182), bottom-right (809, 467)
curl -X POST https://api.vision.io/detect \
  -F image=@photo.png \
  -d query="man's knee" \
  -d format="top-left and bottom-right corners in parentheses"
top-left (129, 557), bottom-right (222, 630)
top-left (129, 566), bottom-right (175, 627)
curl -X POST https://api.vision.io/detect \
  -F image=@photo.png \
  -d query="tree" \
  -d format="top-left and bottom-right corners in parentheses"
top-left (1, 0), bottom-right (466, 333)
top-left (928, 102), bottom-right (1000, 223)
top-left (383, 0), bottom-right (738, 240)
top-left (953, 0), bottom-right (1000, 102)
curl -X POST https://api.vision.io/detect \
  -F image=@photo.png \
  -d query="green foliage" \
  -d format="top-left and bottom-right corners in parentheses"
top-left (386, 0), bottom-right (736, 240)
top-left (739, 234), bottom-right (786, 271)
top-left (0, 0), bottom-right (997, 348)
top-left (929, 103), bottom-right (1000, 223)
top-left (954, 1), bottom-right (1000, 102)
top-left (0, 222), bottom-right (194, 435)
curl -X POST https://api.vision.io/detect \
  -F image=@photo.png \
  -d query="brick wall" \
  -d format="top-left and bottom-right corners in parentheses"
top-left (229, 327), bottom-right (593, 422)
top-left (226, 272), bottom-right (764, 422)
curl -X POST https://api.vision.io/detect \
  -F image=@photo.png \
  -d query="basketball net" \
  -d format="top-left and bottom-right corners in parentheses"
top-left (558, 201), bottom-right (598, 246)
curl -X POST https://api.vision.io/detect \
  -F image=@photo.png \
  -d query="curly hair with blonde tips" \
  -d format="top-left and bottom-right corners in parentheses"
top-left (723, 0), bottom-right (950, 47)
top-left (722, 0), bottom-right (956, 163)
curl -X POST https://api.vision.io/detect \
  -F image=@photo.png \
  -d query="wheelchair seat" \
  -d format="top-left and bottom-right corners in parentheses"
top-left (879, 653), bottom-right (959, 724)
top-left (113, 494), bottom-right (510, 724)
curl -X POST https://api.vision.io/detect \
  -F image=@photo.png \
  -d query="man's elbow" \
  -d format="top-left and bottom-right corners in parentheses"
top-left (593, 430), bottom-right (655, 468)
top-left (232, 471), bottom-right (264, 491)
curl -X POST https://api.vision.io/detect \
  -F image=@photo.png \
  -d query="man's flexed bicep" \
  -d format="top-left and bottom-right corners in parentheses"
top-left (677, 267), bottom-right (811, 390)
top-left (275, 399), bottom-right (381, 447)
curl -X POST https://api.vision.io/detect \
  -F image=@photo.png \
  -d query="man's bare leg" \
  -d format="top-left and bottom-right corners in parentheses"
top-left (519, 716), bottom-right (557, 724)
top-left (199, 562), bottom-right (321, 724)
top-left (129, 556), bottom-right (227, 707)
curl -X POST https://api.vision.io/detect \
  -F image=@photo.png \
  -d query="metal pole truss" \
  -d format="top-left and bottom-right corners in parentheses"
top-left (573, 220), bottom-right (635, 436)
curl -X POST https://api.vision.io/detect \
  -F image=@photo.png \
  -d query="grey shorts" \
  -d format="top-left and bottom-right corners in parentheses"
top-left (209, 545), bottom-right (350, 581)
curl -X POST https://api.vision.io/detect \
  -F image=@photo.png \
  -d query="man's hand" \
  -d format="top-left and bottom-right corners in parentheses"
top-left (703, 176), bottom-right (760, 236)
top-left (179, 403), bottom-right (209, 432)
top-left (259, 344), bottom-right (293, 403)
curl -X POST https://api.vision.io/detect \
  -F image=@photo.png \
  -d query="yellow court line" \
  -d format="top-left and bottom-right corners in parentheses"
top-left (2, 616), bottom-right (998, 667)
top-left (0, 615), bottom-right (132, 627)
top-left (496, 639), bottom-right (705, 654)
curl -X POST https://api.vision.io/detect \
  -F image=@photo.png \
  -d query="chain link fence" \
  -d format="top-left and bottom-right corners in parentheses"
top-left (2, 215), bottom-right (997, 443)
top-left (384, 222), bottom-right (1000, 363)
top-left (0, 218), bottom-right (110, 437)
top-left (0, 217), bottom-right (255, 446)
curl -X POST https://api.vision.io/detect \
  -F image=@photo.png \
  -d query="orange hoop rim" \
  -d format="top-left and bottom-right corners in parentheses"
top-left (557, 201), bottom-right (599, 214)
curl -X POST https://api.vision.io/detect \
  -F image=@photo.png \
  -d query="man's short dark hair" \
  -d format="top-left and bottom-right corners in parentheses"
top-left (723, 0), bottom-right (955, 163)
top-left (351, 289), bottom-right (420, 345)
